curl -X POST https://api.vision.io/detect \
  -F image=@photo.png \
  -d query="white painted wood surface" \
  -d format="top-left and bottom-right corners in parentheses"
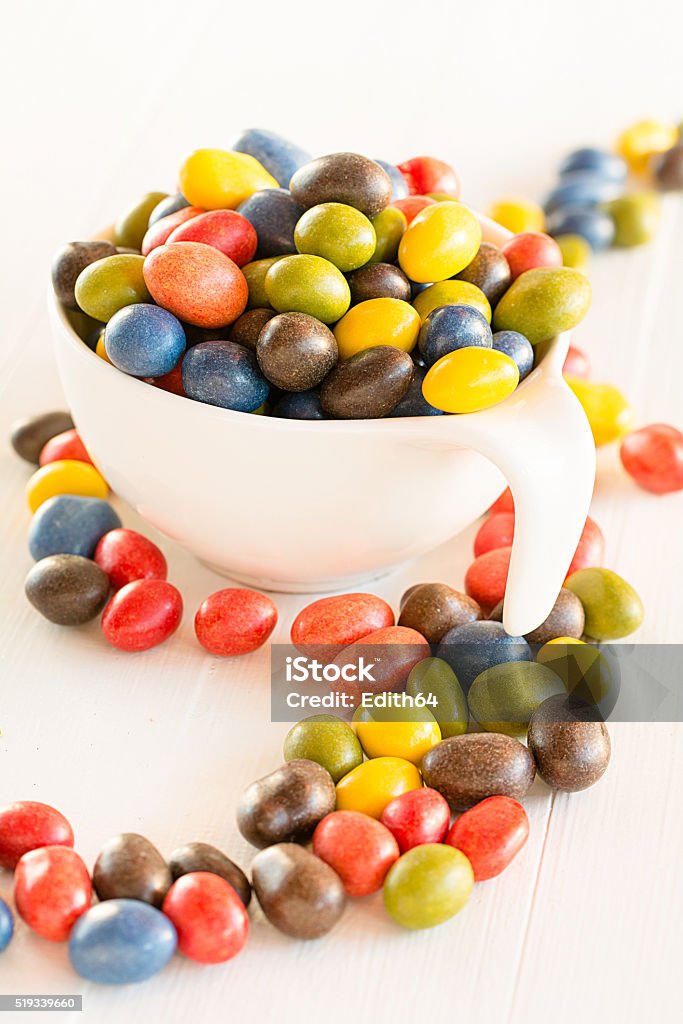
top-left (1, 2), bottom-right (682, 1021)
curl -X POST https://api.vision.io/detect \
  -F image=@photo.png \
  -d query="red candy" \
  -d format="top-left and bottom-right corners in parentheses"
top-left (144, 363), bottom-right (186, 396)
top-left (390, 195), bottom-right (436, 225)
top-left (94, 528), bottom-right (168, 591)
top-left (488, 487), bottom-right (514, 515)
top-left (0, 801), bottom-right (74, 870)
top-left (14, 846), bottom-right (92, 941)
top-left (620, 423), bottom-right (683, 494)
top-left (501, 232), bottom-right (563, 280)
top-left (473, 511), bottom-right (515, 557)
top-left (563, 345), bottom-right (591, 379)
top-left (38, 429), bottom-right (93, 467)
top-left (167, 210), bottom-right (258, 267)
top-left (101, 579), bottom-right (183, 652)
top-left (380, 787), bottom-right (450, 853)
top-left (446, 796), bottom-right (529, 881)
top-left (194, 587), bottom-right (278, 656)
top-left (141, 207), bottom-right (204, 256)
top-left (162, 872), bottom-right (249, 963)
top-left (397, 157), bottom-right (460, 198)
top-left (330, 626), bottom-right (430, 704)
top-left (143, 241), bottom-right (248, 329)
top-left (465, 546), bottom-right (512, 612)
top-left (312, 811), bottom-right (399, 896)
top-left (565, 515), bottom-right (604, 578)
top-left (291, 593), bottom-right (394, 660)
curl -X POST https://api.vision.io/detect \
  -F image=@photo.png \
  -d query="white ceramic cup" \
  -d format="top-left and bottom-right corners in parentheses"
top-left (48, 213), bottom-right (595, 637)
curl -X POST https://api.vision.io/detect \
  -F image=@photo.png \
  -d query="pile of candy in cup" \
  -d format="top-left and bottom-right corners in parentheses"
top-left (3, 119), bottom-right (683, 983)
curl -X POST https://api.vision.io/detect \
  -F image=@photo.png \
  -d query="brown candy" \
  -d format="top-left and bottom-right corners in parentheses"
top-left (237, 759), bottom-right (336, 849)
top-left (398, 583), bottom-right (482, 644)
top-left (346, 263), bottom-right (412, 305)
top-left (251, 843), bottom-right (346, 939)
top-left (11, 411), bottom-right (75, 465)
top-left (93, 833), bottom-right (172, 907)
top-left (320, 346), bottom-right (413, 419)
top-left (455, 242), bottom-right (511, 306)
top-left (168, 841), bottom-right (251, 907)
top-left (489, 588), bottom-right (585, 643)
top-left (51, 241), bottom-right (118, 310)
top-left (653, 145), bottom-right (683, 191)
top-left (25, 554), bottom-right (110, 626)
top-left (256, 312), bottom-right (338, 391)
top-left (421, 733), bottom-right (536, 810)
top-left (528, 694), bottom-right (611, 792)
top-left (290, 153), bottom-right (392, 219)
top-left (230, 308), bottom-right (276, 350)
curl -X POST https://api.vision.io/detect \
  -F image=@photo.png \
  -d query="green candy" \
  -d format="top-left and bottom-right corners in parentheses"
top-left (242, 257), bottom-right (284, 309)
top-left (283, 714), bottom-right (363, 783)
top-left (266, 254), bottom-right (351, 323)
top-left (555, 233), bottom-right (591, 271)
top-left (606, 193), bottom-right (660, 247)
top-left (383, 845), bottom-right (473, 930)
top-left (406, 657), bottom-right (468, 738)
top-left (114, 191), bottom-right (168, 250)
top-left (565, 568), bottom-right (644, 640)
top-left (74, 254), bottom-right (150, 322)
top-left (369, 207), bottom-right (407, 264)
top-left (468, 661), bottom-right (564, 737)
top-left (294, 203), bottom-right (376, 272)
top-left (492, 266), bottom-right (591, 345)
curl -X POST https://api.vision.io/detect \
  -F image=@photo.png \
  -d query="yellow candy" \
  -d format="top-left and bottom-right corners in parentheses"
top-left (537, 639), bottom-right (613, 705)
top-left (178, 149), bottom-right (278, 210)
top-left (95, 333), bottom-right (112, 364)
top-left (398, 202), bottom-right (481, 284)
top-left (353, 705), bottom-right (441, 765)
top-left (565, 375), bottom-right (636, 446)
top-left (555, 233), bottom-right (592, 271)
top-left (335, 756), bottom-right (422, 819)
top-left (487, 196), bottom-right (545, 234)
top-left (26, 460), bottom-right (109, 513)
top-left (333, 298), bottom-right (420, 359)
top-left (412, 280), bottom-right (491, 323)
top-left (616, 119), bottom-right (678, 174)
top-left (423, 348), bottom-right (519, 414)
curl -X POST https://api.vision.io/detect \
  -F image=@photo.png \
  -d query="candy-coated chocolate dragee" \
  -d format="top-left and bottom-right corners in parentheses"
top-left (75, 254), bottom-right (151, 322)
top-left (141, 207), bottom-right (205, 256)
top-left (397, 156), bottom-right (460, 198)
top-left (242, 256), bottom-right (284, 307)
top-left (418, 305), bottom-right (492, 366)
top-left (291, 592), bottom-right (394, 659)
top-left (455, 242), bottom-right (511, 306)
top-left (423, 348), bottom-right (519, 414)
top-left (501, 232), bottom-right (562, 280)
top-left (257, 312), bottom-right (337, 390)
top-left (421, 733), bottom-right (536, 810)
top-left (96, 333), bottom-right (112, 363)
top-left (143, 242), bottom-right (248, 329)
top-left (69, 900), bottom-right (177, 984)
top-left (368, 207), bottom-right (408, 263)
top-left (294, 202), bottom-right (376, 272)
top-left (28, 494), bottom-right (120, 560)
top-left (183, 340), bottom-right (269, 412)
top-left (354, 701), bottom-right (441, 765)
top-left (329, 625), bottom-right (430, 705)
top-left (566, 515), bottom-right (604, 577)
top-left (565, 567), bottom-right (644, 640)
top-left (233, 128), bottom-right (311, 188)
top-left (473, 511), bottom-right (515, 557)
top-left (94, 528), bottom-right (167, 590)
top-left (467, 660), bottom-right (564, 737)
top-left (335, 757), bottom-right (422, 819)
top-left (238, 189), bottom-right (304, 258)
top-left (489, 588), bottom-right (585, 644)
top-left (380, 787), bottom-right (451, 852)
top-left (653, 145), bottom-right (683, 190)
top-left (606, 193), bottom-right (660, 247)
top-left (179, 149), bottom-right (279, 209)
top-left (265, 253), bottom-right (350, 323)
top-left (383, 845), bottom-right (473, 930)
top-left (374, 159), bottom-right (410, 200)
top-left (406, 657), bottom-right (469, 738)
top-left (347, 262), bottom-right (411, 304)
top-left (0, 801), bottom-right (74, 871)
top-left (616, 119), bottom-right (678, 174)
top-left (194, 587), bottom-right (277, 656)
top-left (387, 365), bottom-right (443, 418)
top-left (230, 307), bottom-right (276, 349)
top-left (436, 620), bottom-right (531, 694)
top-left (105, 304), bottom-right (186, 378)
top-left (251, 843), bottom-right (346, 940)
top-left (289, 152), bottom-right (392, 219)
top-left (620, 424), bottom-right (683, 493)
top-left (334, 298), bottom-right (420, 359)
top-left (399, 584), bottom-right (481, 644)
top-left (93, 833), bottom-right (171, 907)
top-left (0, 900), bottom-right (12, 952)
top-left (312, 811), bottom-right (399, 896)
top-left (412, 279), bottom-right (491, 323)
top-left (398, 202), bottom-right (481, 283)
top-left (321, 346), bottom-right (414, 419)
top-left (167, 209), bottom-right (258, 266)
top-left (162, 873), bottom-right (249, 963)
top-left (543, 174), bottom-right (622, 215)
top-left (148, 192), bottom-right (190, 226)
top-left (168, 842), bottom-right (251, 908)
top-left (493, 267), bottom-right (591, 345)
top-left (559, 147), bottom-right (628, 183)
top-left (565, 376), bottom-right (635, 446)
top-left (446, 796), bottom-right (529, 880)
top-left (26, 460), bottom-right (109, 513)
top-left (283, 715), bottom-right (363, 783)
top-left (273, 390), bottom-right (325, 420)
top-left (101, 579), bottom-right (183, 652)
top-left (114, 191), bottom-right (168, 250)
top-left (555, 233), bottom-right (592, 270)
top-left (528, 694), bottom-right (611, 792)
top-left (489, 486), bottom-right (514, 515)
top-left (491, 330), bottom-right (534, 380)
top-left (391, 195), bottom-right (437, 226)
top-left (10, 411), bottom-right (74, 465)
top-left (546, 207), bottom-right (615, 251)
top-left (14, 846), bottom-right (92, 941)
top-left (39, 429), bottom-right (92, 467)
top-left (144, 364), bottom-right (185, 396)
top-left (487, 196), bottom-right (544, 234)
top-left (237, 760), bottom-right (336, 848)
top-left (52, 241), bottom-right (118, 309)
top-left (25, 554), bottom-right (110, 625)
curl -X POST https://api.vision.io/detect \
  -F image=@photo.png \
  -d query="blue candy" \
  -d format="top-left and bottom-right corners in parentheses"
top-left (147, 192), bottom-right (190, 227)
top-left (273, 390), bottom-right (325, 420)
top-left (546, 206), bottom-right (615, 251)
top-left (436, 621), bottom-right (531, 694)
top-left (559, 147), bottom-right (628, 184)
top-left (418, 305), bottom-right (492, 366)
top-left (104, 304), bottom-right (186, 378)
top-left (374, 159), bottom-right (409, 201)
top-left (388, 364), bottom-right (443, 417)
top-left (183, 341), bottom-right (269, 412)
top-left (233, 129), bottom-right (311, 188)
top-left (237, 189), bottom-right (304, 259)
top-left (69, 900), bottom-right (177, 985)
top-left (29, 495), bottom-right (121, 561)
top-left (492, 331), bottom-right (534, 380)
top-left (0, 899), bottom-right (13, 953)
top-left (543, 172), bottom-right (622, 215)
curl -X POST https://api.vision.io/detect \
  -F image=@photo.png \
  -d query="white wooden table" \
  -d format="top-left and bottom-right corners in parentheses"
top-left (1, 3), bottom-right (682, 1021)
